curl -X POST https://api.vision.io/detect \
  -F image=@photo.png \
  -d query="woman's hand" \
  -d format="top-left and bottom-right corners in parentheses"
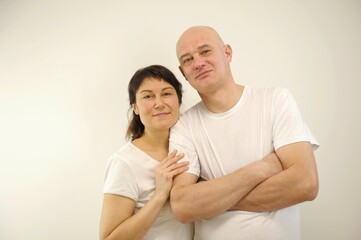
top-left (154, 150), bottom-right (189, 199)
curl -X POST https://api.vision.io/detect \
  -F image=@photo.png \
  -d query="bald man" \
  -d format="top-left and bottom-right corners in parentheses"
top-left (169, 26), bottom-right (319, 240)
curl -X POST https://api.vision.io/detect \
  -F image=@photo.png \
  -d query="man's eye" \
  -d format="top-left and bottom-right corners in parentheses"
top-left (183, 58), bottom-right (192, 65)
top-left (143, 95), bottom-right (152, 99)
top-left (201, 49), bottom-right (211, 55)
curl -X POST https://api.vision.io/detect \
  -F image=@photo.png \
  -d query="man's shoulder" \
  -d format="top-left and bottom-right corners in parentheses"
top-left (246, 85), bottom-right (287, 92)
top-left (172, 101), bottom-right (203, 133)
top-left (245, 85), bottom-right (290, 99)
top-left (180, 101), bottom-right (203, 118)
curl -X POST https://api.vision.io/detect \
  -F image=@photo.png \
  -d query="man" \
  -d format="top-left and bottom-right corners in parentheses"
top-left (169, 26), bottom-right (319, 240)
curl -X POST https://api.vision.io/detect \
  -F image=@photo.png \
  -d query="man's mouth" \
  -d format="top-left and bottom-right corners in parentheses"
top-left (196, 70), bottom-right (212, 80)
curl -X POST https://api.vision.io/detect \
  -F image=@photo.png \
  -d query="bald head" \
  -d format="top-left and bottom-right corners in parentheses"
top-left (176, 26), bottom-right (225, 61)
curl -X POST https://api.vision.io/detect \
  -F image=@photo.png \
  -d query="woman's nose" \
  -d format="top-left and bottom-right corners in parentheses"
top-left (154, 96), bottom-right (164, 109)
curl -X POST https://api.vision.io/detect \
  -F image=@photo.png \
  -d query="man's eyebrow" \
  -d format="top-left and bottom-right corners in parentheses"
top-left (198, 44), bottom-right (212, 49)
top-left (179, 44), bottom-right (212, 61)
top-left (179, 52), bottom-right (191, 62)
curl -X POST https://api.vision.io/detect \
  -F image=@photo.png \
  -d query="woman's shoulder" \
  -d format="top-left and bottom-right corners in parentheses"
top-left (106, 142), bottom-right (136, 165)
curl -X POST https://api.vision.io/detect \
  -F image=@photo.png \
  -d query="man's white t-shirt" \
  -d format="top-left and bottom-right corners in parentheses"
top-left (103, 142), bottom-right (194, 240)
top-left (170, 86), bottom-right (319, 240)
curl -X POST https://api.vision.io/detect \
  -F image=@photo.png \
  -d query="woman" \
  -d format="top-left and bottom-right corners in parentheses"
top-left (99, 65), bottom-right (193, 240)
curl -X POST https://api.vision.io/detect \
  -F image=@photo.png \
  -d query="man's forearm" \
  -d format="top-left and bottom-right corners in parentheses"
top-left (229, 168), bottom-right (298, 212)
top-left (230, 142), bottom-right (319, 212)
top-left (170, 153), bottom-right (282, 223)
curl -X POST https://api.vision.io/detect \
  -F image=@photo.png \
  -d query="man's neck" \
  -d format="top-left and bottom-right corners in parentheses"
top-left (200, 83), bottom-right (244, 113)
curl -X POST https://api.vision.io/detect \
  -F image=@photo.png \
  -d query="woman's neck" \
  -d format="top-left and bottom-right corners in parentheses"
top-left (132, 129), bottom-right (170, 161)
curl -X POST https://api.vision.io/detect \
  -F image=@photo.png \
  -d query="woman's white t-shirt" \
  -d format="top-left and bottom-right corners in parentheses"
top-left (103, 142), bottom-right (194, 240)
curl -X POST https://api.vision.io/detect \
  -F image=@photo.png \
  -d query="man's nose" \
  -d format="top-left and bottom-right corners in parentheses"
top-left (192, 54), bottom-right (206, 70)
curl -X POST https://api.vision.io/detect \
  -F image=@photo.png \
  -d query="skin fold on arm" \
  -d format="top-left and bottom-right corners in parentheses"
top-left (170, 152), bottom-right (283, 223)
top-left (229, 141), bottom-right (319, 212)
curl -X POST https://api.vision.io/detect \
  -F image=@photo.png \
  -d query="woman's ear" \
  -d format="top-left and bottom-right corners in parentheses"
top-left (133, 104), bottom-right (139, 115)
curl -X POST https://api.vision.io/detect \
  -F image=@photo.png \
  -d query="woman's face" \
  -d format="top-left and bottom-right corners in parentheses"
top-left (133, 77), bottom-right (180, 133)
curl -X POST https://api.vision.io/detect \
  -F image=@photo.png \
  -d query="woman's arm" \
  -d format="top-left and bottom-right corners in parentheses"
top-left (99, 151), bottom-right (189, 240)
top-left (99, 193), bottom-right (168, 240)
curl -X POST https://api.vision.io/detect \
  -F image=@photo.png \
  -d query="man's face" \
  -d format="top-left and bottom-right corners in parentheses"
top-left (176, 27), bottom-right (232, 95)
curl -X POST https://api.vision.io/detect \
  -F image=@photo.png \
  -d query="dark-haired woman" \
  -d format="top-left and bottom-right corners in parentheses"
top-left (99, 65), bottom-right (193, 240)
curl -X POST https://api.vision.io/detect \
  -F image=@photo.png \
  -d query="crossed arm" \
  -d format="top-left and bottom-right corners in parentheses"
top-left (230, 141), bottom-right (318, 212)
top-left (170, 141), bottom-right (318, 223)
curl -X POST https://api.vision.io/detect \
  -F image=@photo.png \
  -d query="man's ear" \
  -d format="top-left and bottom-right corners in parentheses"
top-left (178, 66), bottom-right (188, 81)
top-left (224, 44), bottom-right (233, 61)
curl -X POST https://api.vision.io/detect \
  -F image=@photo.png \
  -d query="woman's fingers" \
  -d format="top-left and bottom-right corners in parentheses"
top-left (159, 150), bottom-right (177, 166)
top-left (161, 161), bottom-right (189, 178)
top-left (167, 161), bottom-right (189, 171)
top-left (168, 162), bottom-right (189, 177)
top-left (161, 152), bottom-right (185, 168)
top-left (156, 150), bottom-right (189, 180)
top-left (157, 151), bottom-right (188, 175)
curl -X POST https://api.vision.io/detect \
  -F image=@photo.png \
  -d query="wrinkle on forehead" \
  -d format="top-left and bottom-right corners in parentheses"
top-left (176, 26), bottom-right (225, 59)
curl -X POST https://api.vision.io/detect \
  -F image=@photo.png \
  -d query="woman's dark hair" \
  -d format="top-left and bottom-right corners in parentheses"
top-left (126, 65), bottom-right (183, 140)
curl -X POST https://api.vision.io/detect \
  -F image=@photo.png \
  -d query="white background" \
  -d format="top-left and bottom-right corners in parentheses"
top-left (1, 0), bottom-right (360, 239)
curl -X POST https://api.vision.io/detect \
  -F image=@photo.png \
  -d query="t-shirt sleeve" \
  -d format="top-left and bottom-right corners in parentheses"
top-left (272, 88), bottom-right (319, 151)
top-left (103, 154), bottom-right (139, 201)
top-left (170, 115), bottom-right (200, 177)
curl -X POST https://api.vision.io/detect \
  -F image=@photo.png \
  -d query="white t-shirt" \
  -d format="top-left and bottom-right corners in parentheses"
top-left (103, 142), bottom-right (194, 240)
top-left (170, 86), bottom-right (319, 240)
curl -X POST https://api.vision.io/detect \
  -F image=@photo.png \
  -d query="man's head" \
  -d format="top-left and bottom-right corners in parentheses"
top-left (176, 26), bottom-right (233, 95)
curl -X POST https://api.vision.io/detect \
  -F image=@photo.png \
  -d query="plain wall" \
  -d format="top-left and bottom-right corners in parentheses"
top-left (1, 0), bottom-right (360, 239)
